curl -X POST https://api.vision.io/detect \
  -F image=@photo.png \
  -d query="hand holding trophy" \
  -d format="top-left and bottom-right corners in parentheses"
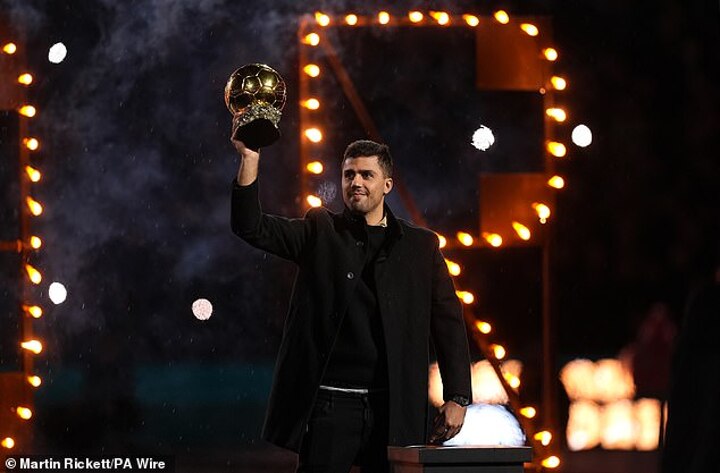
top-left (225, 64), bottom-right (286, 152)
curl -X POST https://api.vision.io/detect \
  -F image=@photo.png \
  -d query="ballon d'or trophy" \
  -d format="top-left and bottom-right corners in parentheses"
top-left (225, 63), bottom-right (287, 151)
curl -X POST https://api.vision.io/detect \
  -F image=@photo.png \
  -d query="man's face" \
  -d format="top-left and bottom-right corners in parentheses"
top-left (341, 156), bottom-right (393, 216)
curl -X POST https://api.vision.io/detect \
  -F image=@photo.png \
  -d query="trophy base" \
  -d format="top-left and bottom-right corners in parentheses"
top-left (232, 118), bottom-right (281, 152)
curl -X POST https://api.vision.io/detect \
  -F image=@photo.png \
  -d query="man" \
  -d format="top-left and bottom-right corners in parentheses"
top-left (231, 136), bottom-right (471, 472)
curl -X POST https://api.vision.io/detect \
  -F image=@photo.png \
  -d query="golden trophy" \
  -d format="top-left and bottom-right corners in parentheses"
top-left (225, 63), bottom-right (287, 151)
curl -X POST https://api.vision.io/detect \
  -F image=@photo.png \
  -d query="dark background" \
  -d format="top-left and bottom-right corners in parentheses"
top-left (0, 0), bottom-right (718, 457)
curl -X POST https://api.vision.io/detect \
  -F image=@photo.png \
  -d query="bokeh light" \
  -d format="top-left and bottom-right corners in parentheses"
top-left (49, 282), bottom-right (68, 304)
top-left (48, 42), bottom-right (67, 63)
top-left (192, 298), bottom-right (213, 320)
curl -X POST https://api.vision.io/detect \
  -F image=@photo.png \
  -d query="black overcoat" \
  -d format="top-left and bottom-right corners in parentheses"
top-left (231, 180), bottom-right (472, 452)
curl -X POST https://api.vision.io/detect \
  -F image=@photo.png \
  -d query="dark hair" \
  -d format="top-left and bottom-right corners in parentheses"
top-left (342, 140), bottom-right (393, 177)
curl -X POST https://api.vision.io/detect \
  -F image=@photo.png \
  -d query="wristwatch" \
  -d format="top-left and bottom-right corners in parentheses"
top-left (447, 394), bottom-right (471, 407)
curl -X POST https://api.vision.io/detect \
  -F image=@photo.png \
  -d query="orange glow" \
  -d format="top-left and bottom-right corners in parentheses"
top-left (378, 11), bottom-right (390, 25)
top-left (26, 165), bottom-right (41, 182)
top-left (23, 305), bottom-right (43, 318)
top-left (18, 73), bottom-right (34, 85)
top-left (430, 11), bottom-right (450, 25)
top-left (505, 373), bottom-right (521, 389)
top-left (546, 107), bottom-right (567, 122)
top-left (302, 98), bottom-right (320, 110)
top-left (19, 105), bottom-right (37, 117)
top-left (463, 14), bottom-right (479, 27)
top-left (303, 33), bottom-right (320, 46)
top-left (24, 137), bottom-right (40, 150)
top-left (30, 236), bottom-right (42, 249)
top-left (2, 42), bottom-right (17, 54)
top-left (26, 196), bottom-right (43, 216)
top-left (16, 406), bottom-right (32, 420)
top-left (456, 290), bottom-right (475, 304)
top-left (315, 12), bottom-right (330, 27)
top-left (345, 14), bottom-right (358, 26)
top-left (303, 64), bottom-right (320, 77)
top-left (551, 76), bottom-right (567, 90)
top-left (456, 231), bottom-right (474, 246)
top-left (521, 23), bottom-right (539, 36)
top-left (543, 48), bottom-right (559, 61)
top-left (534, 431), bottom-right (553, 446)
top-left (445, 259), bottom-right (461, 276)
top-left (21, 339), bottom-right (42, 354)
top-left (548, 175), bottom-right (565, 189)
top-left (435, 233), bottom-right (447, 248)
top-left (304, 128), bottom-right (323, 143)
top-left (25, 264), bottom-right (42, 284)
top-left (542, 456), bottom-right (560, 469)
top-left (547, 141), bottom-right (567, 157)
top-left (532, 202), bottom-right (551, 223)
top-left (476, 321), bottom-right (492, 334)
top-left (491, 344), bottom-right (506, 360)
top-left (408, 11), bottom-right (424, 23)
top-left (493, 10), bottom-right (510, 24)
top-left (520, 406), bottom-right (537, 418)
top-left (482, 232), bottom-right (503, 247)
top-left (306, 161), bottom-right (324, 174)
top-left (27, 376), bottom-right (42, 387)
top-left (1, 437), bottom-right (14, 449)
top-left (306, 195), bottom-right (322, 208)
top-left (512, 222), bottom-right (531, 241)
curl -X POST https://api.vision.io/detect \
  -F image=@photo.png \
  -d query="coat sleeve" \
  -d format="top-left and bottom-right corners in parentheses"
top-left (430, 244), bottom-right (472, 402)
top-left (231, 179), bottom-right (314, 263)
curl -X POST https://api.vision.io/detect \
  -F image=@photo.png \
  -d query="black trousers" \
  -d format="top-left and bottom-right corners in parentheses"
top-left (297, 389), bottom-right (390, 473)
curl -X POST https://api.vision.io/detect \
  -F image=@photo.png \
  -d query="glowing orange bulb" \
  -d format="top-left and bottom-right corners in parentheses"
top-left (25, 264), bottom-right (42, 284)
top-left (512, 222), bottom-right (531, 241)
top-left (456, 291), bottom-right (475, 305)
top-left (548, 175), bottom-right (565, 189)
top-left (494, 10), bottom-right (510, 24)
top-left (304, 128), bottom-right (323, 143)
top-left (2, 42), bottom-right (17, 54)
top-left (543, 48), bottom-right (559, 61)
top-left (378, 11), bottom-right (390, 25)
top-left (24, 305), bottom-right (43, 318)
top-left (16, 406), bottom-right (32, 420)
top-left (24, 137), bottom-right (40, 150)
top-left (532, 203), bottom-right (551, 223)
top-left (491, 344), bottom-right (506, 360)
top-left (1, 437), bottom-right (14, 449)
top-left (435, 233), bottom-right (447, 248)
top-left (521, 23), bottom-right (539, 36)
top-left (547, 141), bottom-right (567, 157)
top-left (345, 14), bottom-right (358, 25)
top-left (27, 376), bottom-right (42, 387)
top-left (551, 76), bottom-right (567, 90)
top-left (30, 236), bottom-right (42, 249)
top-left (19, 105), bottom-right (37, 117)
top-left (520, 406), bottom-right (537, 418)
top-left (408, 11), bottom-right (424, 23)
top-left (445, 259), bottom-right (461, 276)
top-left (463, 14), bottom-right (479, 27)
top-left (26, 196), bottom-right (43, 216)
top-left (315, 12), bottom-right (330, 27)
top-left (476, 321), bottom-right (492, 334)
top-left (21, 339), bottom-right (43, 354)
top-left (505, 374), bottom-right (521, 389)
top-left (17, 73), bottom-right (33, 85)
top-left (534, 431), bottom-right (553, 446)
top-left (303, 33), bottom-right (320, 46)
top-left (430, 11), bottom-right (450, 25)
top-left (456, 231), bottom-right (474, 246)
top-left (303, 64), bottom-right (320, 77)
top-left (302, 98), bottom-right (320, 110)
top-left (306, 161), bottom-right (324, 174)
top-left (542, 456), bottom-right (560, 469)
top-left (482, 232), bottom-right (503, 247)
top-left (546, 107), bottom-right (567, 122)
top-left (306, 195), bottom-right (322, 208)
top-left (26, 165), bottom-right (41, 182)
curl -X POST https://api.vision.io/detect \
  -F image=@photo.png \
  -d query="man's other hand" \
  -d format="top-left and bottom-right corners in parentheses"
top-left (429, 401), bottom-right (467, 444)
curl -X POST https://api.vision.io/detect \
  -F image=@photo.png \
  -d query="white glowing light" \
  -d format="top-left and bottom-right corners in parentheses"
top-left (48, 42), bottom-right (67, 64)
top-left (443, 403), bottom-right (525, 447)
top-left (572, 124), bottom-right (593, 147)
top-left (471, 126), bottom-right (495, 151)
top-left (48, 282), bottom-right (67, 305)
top-left (192, 298), bottom-right (213, 320)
